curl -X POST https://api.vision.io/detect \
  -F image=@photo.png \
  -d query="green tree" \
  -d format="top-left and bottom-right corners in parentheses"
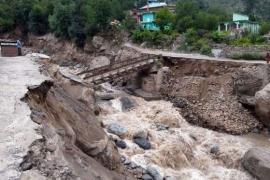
top-left (69, 0), bottom-right (86, 47)
top-left (0, 3), bottom-right (14, 32)
top-left (111, 0), bottom-right (125, 20)
top-left (175, 0), bottom-right (198, 32)
top-left (195, 11), bottom-right (219, 30)
top-left (91, 0), bottom-right (113, 32)
top-left (12, 0), bottom-right (36, 33)
top-left (49, 0), bottom-right (74, 38)
top-left (260, 22), bottom-right (270, 35)
top-left (155, 8), bottom-right (175, 31)
top-left (123, 14), bottom-right (138, 31)
top-left (28, 4), bottom-right (49, 35)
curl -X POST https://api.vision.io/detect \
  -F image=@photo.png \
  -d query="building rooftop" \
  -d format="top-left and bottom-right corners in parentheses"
top-left (140, 2), bottom-right (167, 10)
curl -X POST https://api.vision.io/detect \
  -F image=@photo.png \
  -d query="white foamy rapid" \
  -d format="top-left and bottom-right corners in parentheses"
top-left (98, 95), bottom-right (270, 180)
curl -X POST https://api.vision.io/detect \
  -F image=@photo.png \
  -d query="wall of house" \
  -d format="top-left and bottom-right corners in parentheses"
top-left (242, 23), bottom-right (260, 34)
top-left (142, 13), bottom-right (155, 22)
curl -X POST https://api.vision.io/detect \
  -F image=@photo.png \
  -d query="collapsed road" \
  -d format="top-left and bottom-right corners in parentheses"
top-left (0, 56), bottom-right (48, 179)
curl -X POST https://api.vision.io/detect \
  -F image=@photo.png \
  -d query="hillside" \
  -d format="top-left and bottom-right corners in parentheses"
top-left (167, 0), bottom-right (270, 20)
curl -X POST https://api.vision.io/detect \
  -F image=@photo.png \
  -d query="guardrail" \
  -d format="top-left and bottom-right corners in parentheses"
top-left (79, 54), bottom-right (157, 79)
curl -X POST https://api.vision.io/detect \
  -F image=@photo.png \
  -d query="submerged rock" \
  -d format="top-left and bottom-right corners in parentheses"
top-left (133, 137), bottom-right (151, 150)
top-left (120, 96), bottom-right (135, 111)
top-left (107, 123), bottom-right (127, 137)
top-left (243, 148), bottom-right (270, 180)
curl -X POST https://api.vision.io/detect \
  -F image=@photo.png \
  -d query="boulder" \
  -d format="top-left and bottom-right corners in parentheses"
top-left (255, 83), bottom-right (270, 127)
top-left (210, 144), bottom-right (220, 154)
top-left (146, 166), bottom-right (163, 180)
top-left (133, 137), bottom-right (151, 150)
top-left (115, 140), bottom-right (127, 149)
top-left (242, 148), bottom-right (270, 180)
top-left (142, 75), bottom-right (157, 93)
top-left (142, 174), bottom-right (154, 180)
top-left (234, 66), bottom-right (269, 107)
top-left (107, 123), bottom-right (127, 138)
top-left (92, 36), bottom-right (104, 49)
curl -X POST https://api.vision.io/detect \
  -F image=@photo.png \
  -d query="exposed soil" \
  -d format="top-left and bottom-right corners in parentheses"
top-left (157, 59), bottom-right (270, 134)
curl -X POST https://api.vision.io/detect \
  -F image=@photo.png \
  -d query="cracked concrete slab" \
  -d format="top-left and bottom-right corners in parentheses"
top-left (0, 56), bottom-right (48, 180)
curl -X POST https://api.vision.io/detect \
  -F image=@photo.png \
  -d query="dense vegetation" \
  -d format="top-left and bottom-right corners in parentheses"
top-left (0, 0), bottom-right (147, 46)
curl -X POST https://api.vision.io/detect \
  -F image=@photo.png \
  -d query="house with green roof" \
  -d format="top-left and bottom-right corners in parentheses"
top-left (218, 13), bottom-right (260, 34)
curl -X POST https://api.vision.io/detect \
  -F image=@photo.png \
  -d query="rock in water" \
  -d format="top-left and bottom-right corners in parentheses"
top-left (142, 174), bottom-right (154, 180)
top-left (107, 123), bottom-right (127, 137)
top-left (120, 97), bottom-right (135, 111)
top-left (115, 140), bottom-right (127, 149)
top-left (133, 137), bottom-right (151, 150)
top-left (242, 148), bottom-right (270, 180)
top-left (146, 166), bottom-right (163, 180)
top-left (210, 144), bottom-right (220, 154)
top-left (255, 83), bottom-right (270, 128)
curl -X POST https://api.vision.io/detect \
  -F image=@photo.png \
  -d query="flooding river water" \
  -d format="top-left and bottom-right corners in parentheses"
top-left (97, 91), bottom-right (270, 180)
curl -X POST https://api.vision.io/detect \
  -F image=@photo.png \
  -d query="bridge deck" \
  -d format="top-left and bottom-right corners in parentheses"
top-left (60, 55), bottom-right (158, 85)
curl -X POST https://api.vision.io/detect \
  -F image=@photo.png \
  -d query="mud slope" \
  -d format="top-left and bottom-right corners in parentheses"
top-left (160, 59), bottom-right (270, 134)
top-left (23, 80), bottom-right (132, 180)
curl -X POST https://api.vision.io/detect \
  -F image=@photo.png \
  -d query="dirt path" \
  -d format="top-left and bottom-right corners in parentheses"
top-left (125, 43), bottom-right (267, 64)
top-left (0, 56), bottom-right (48, 179)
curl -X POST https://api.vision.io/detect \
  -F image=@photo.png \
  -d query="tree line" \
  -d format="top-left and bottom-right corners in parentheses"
top-left (0, 0), bottom-right (147, 47)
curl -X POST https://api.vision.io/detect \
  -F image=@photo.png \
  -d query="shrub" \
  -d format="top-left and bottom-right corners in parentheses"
top-left (184, 28), bottom-right (199, 45)
top-left (248, 34), bottom-right (266, 44)
top-left (194, 38), bottom-right (209, 50)
top-left (230, 52), bottom-right (264, 60)
top-left (200, 44), bottom-right (212, 55)
top-left (132, 29), bottom-right (153, 43)
top-left (132, 29), bottom-right (177, 48)
top-left (211, 31), bottom-right (230, 43)
top-left (231, 37), bottom-right (252, 46)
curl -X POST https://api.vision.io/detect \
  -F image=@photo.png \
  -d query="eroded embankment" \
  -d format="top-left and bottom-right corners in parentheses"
top-left (157, 58), bottom-right (270, 134)
top-left (22, 79), bottom-right (132, 179)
